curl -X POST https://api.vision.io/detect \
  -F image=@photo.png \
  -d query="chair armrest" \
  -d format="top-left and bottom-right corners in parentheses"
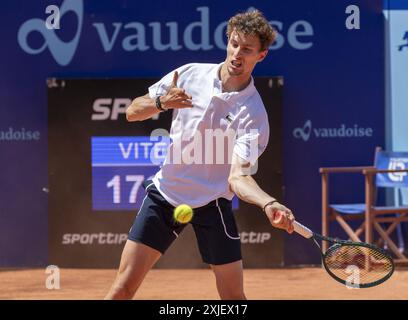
top-left (319, 166), bottom-right (373, 174)
top-left (363, 168), bottom-right (408, 175)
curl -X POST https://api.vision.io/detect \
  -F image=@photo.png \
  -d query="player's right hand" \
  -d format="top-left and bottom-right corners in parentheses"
top-left (264, 202), bottom-right (295, 234)
top-left (160, 71), bottom-right (193, 109)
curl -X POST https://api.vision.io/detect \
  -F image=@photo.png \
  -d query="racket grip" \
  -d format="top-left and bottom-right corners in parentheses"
top-left (293, 221), bottom-right (313, 239)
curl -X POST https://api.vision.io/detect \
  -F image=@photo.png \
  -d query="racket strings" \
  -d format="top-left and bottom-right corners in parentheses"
top-left (324, 245), bottom-right (393, 285)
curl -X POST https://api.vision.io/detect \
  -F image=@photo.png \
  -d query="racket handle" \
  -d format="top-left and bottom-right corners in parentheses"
top-left (293, 221), bottom-right (313, 239)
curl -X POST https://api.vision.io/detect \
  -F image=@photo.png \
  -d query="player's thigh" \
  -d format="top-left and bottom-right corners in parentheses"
top-left (210, 260), bottom-right (244, 291)
top-left (128, 181), bottom-right (186, 254)
top-left (192, 198), bottom-right (242, 265)
top-left (115, 240), bottom-right (161, 286)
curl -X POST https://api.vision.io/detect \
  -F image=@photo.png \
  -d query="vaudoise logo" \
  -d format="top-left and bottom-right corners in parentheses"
top-left (293, 120), bottom-right (373, 142)
top-left (388, 158), bottom-right (408, 182)
top-left (17, 0), bottom-right (315, 67)
top-left (18, 0), bottom-right (83, 66)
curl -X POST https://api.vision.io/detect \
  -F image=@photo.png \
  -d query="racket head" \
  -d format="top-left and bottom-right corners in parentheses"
top-left (322, 241), bottom-right (394, 288)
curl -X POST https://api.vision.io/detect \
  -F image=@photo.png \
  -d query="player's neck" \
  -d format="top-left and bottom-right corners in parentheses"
top-left (219, 63), bottom-right (251, 93)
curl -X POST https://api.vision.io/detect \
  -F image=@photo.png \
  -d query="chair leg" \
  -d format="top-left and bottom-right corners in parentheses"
top-left (374, 222), bottom-right (407, 259)
top-left (333, 214), bottom-right (362, 242)
top-left (365, 218), bottom-right (375, 255)
top-left (365, 217), bottom-right (373, 244)
top-left (376, 213), bottom-right (407, 248)
top-left (355, 221), bottom-right (365, 239)
top-left (379, 224), bottom-right (397, 249)
top-left (322, 173), bottom-right (329, 253)
top-left (397, 223), bottom-right (405, 252)
top-left (364, 174), bottom-right (374, 244)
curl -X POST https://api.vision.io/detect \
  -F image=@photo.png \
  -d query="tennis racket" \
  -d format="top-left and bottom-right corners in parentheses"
top-left (273, 211), bottom-right (395, 288)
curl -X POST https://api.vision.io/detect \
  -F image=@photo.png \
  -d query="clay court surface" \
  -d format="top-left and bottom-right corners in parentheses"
top-left (0, 267), bottom-right (407, 300)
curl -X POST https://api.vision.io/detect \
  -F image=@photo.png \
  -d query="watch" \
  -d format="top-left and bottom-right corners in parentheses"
top-left (263, 200), bottom-right (278, 212)
top-left (155, 96), bottom-right (166, 112)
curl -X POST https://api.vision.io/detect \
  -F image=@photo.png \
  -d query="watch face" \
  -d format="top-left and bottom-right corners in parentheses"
top-left (156, 96), bottom-right (165, 111)
top-left (155, 96), bottom-right (160, 107)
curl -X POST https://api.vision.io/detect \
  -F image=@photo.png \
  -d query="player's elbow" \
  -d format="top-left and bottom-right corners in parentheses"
top-left (228, 173), bottom-right (252, 195)
top-left (125, 108), bottom-right (133, 121)
top-left (228, 174), bottom-right (240, 192)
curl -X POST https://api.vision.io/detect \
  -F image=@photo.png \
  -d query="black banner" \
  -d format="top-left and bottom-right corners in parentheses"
top-left (48, 77), bottom-right (283, 268)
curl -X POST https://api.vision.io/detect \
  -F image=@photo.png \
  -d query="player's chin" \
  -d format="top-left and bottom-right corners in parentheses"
top-left (227, 65), bottom-right (244, 76)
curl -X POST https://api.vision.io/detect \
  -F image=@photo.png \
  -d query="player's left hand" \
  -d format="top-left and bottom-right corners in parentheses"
top-left (264, 202), bottom-right (295, 234)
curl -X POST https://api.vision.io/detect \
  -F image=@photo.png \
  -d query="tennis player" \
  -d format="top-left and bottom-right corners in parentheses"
top-left (105, 10), bottom-right (295, 300)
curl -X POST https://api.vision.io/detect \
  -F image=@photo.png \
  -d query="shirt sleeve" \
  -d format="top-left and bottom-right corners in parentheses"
top-left (233, 108), bottom-right (270, 167)
top-left (148, 63), bottom-right (194, 99)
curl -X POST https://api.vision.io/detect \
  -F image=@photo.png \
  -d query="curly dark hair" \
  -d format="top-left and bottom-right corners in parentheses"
top-left (226, 10), bottom-right (276, 51)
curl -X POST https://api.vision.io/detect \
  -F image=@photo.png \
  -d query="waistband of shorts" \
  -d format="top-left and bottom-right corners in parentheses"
top-left (144, 180), bottom-right (231, 210)
top-left (194, 197), bottom-right (232, 211)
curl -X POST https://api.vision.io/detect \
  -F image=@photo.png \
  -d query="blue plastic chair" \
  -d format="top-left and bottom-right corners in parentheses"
top-left (320, 147), bottom-right (408, 263)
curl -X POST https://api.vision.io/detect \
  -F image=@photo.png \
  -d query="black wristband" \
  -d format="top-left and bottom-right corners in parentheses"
top-left (155, 96), bottom-right (166, 112)
top-left (263, 200), bottom-right (278, 212)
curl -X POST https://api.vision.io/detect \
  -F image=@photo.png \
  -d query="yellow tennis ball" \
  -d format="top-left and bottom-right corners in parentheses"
top-left (173, 204), bottom-right (193, 224)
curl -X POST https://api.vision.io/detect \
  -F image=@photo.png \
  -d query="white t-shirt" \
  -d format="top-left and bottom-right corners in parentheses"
top-left (148, 63), bottom-right (270, 208)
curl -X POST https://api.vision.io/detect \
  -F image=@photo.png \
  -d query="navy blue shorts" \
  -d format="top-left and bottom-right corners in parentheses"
top-left (128, 180), bottom-right (242, 265)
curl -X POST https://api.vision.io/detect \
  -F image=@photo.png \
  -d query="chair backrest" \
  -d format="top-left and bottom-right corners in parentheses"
top-left (400, 188), bottom-right (408, 206)
top-left (374, 150), bottom-right (408, 188)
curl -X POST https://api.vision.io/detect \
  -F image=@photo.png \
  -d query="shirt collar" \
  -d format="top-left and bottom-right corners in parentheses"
top-left (212, 63), bottom-right (256, 106)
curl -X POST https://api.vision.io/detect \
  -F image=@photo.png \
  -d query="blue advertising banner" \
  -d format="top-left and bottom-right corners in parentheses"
top-left (0, 0), bottom-right (385, 266)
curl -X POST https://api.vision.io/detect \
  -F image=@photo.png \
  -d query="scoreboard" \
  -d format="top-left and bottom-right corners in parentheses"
top-left (91, 136), bottom-right (168, 211)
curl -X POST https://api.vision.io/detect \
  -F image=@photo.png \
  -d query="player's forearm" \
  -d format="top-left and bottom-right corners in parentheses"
top-left (228, 175), bottom-right (276, 209)
top-left (126, 96), bottom-right (161, 121)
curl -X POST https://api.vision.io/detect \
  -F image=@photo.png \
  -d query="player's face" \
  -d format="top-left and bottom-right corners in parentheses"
top-left (225, 29), bottom-right (268, 77)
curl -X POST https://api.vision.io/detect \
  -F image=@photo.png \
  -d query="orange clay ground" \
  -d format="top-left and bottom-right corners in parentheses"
top-left (0, 267), bottom-right (407, 300)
